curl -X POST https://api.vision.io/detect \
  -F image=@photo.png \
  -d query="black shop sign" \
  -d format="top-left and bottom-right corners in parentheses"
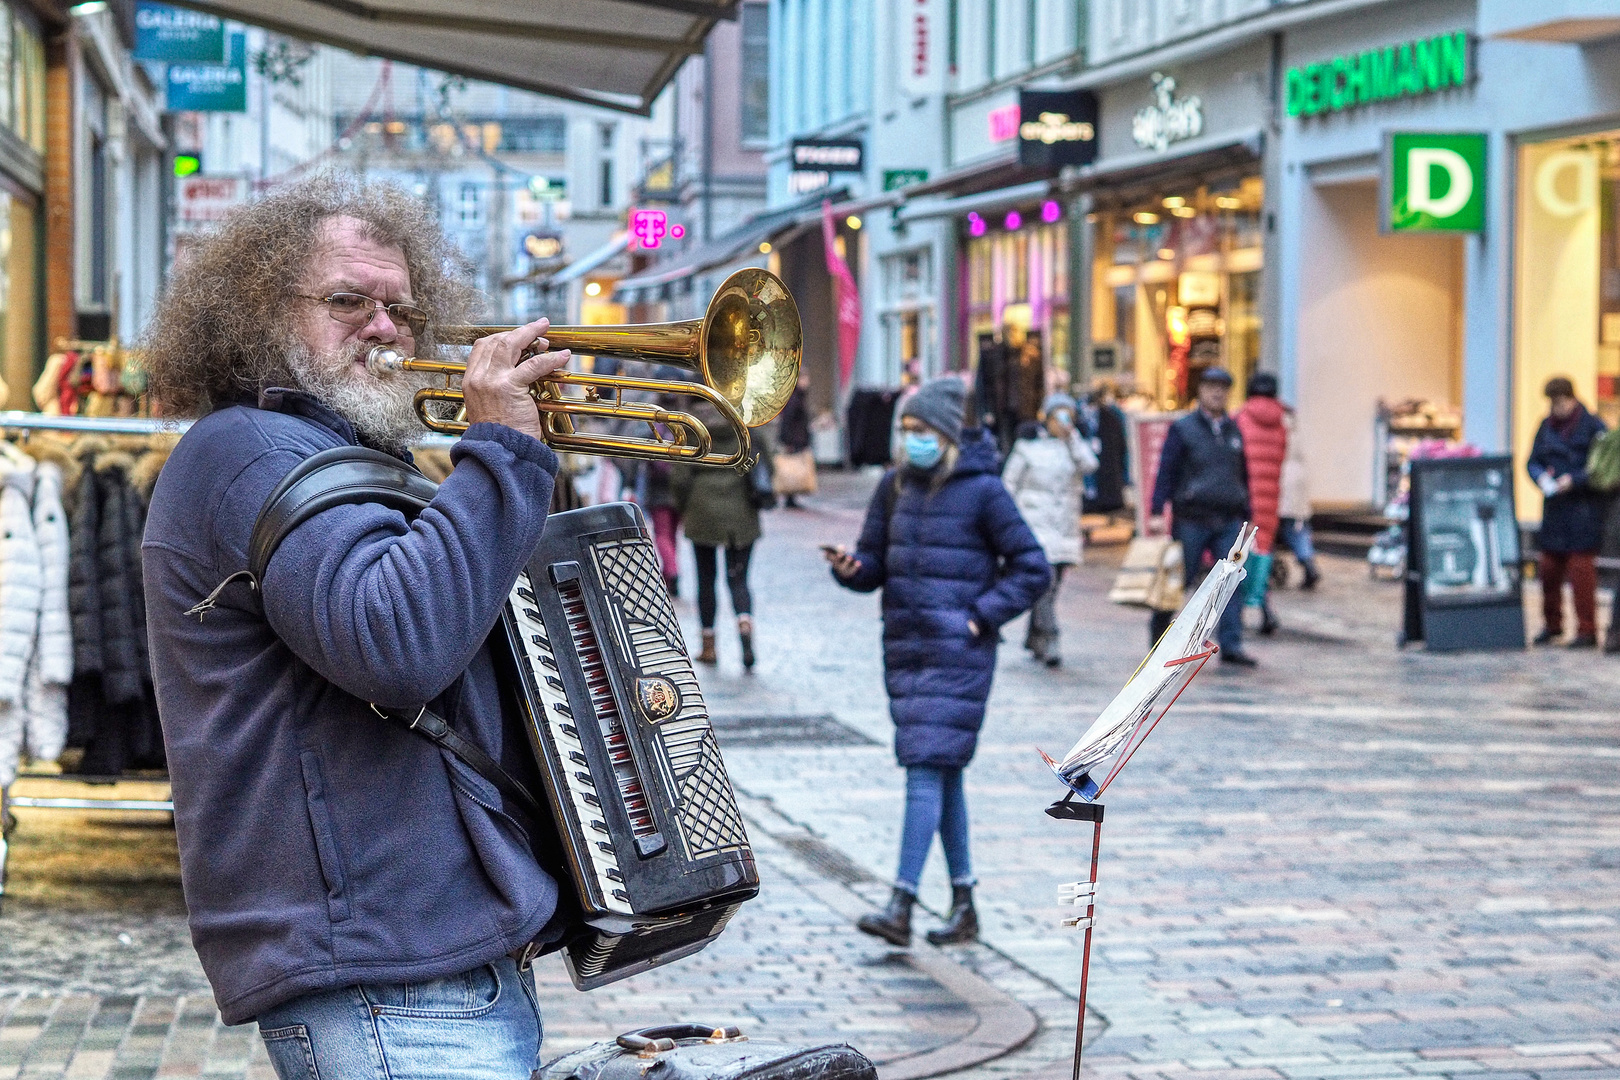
top-left (1017, 89), bottom-right (1099, 169)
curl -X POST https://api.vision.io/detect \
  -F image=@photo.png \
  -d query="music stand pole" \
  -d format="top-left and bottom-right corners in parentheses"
top-left (1047, 795), bottom-right (1104, 1080)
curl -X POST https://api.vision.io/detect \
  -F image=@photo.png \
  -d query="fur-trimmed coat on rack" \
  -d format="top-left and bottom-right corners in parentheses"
top-left (0, 449), bottom-right (73, 788)
top-left (64, 440), bottom-right (170, 775)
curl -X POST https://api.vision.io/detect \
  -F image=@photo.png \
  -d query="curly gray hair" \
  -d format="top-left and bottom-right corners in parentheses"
top-left (141, 173), bottom-right (484, 416)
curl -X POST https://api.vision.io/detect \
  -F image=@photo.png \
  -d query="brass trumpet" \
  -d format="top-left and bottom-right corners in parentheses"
top-left (366, 268), bottom-right (801, 470)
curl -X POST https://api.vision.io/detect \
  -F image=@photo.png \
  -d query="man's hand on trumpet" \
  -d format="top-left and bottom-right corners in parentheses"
top-left (461, 317), bottom-right (572, 443)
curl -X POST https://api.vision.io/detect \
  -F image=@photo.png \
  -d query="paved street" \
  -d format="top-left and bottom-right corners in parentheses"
top-left (2, 468), bottom-right (1618, 1079)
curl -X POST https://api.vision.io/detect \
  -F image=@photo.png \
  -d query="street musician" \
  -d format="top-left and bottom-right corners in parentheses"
top-left (141, 174), bottom-right (572, 1079)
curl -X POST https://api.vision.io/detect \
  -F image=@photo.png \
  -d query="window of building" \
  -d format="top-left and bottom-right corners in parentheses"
top-left (497, 116), bottom-right (566, 153)
top-left (598, 122), bottom-right (616, 151)
top-left (0, 8), bottom-right (44, 153)
top-left (458, 181), bottom-right (482, 226)
top-left (740, 2), bottom-right (769, 145)
top-left (599, 159), bottom-right (614, 207)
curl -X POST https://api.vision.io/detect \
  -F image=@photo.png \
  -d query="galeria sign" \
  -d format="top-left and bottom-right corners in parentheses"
top-left (1382, 132), bottom-right (1486, 234)
top-left (1288, 31), bottom-right (1472, 117)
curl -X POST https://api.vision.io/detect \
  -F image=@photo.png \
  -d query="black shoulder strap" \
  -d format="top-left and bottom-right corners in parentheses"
top-left (248, 445), bottom-right (439, 583)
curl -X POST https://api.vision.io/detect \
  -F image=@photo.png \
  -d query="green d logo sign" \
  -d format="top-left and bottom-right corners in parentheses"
top-left (1385, 132), bottom-right (1486, 233)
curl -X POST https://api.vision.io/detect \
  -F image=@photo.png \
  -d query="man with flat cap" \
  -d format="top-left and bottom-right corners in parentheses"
top-left (1149, 367), bottom-right (1257, 666)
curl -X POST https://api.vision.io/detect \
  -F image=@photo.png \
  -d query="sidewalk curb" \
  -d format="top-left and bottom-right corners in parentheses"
top-left (735, 791), bottom-right (1042, 1079)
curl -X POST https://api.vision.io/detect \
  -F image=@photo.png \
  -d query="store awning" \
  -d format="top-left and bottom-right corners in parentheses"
top-left (170, 0), bottom-right (734, 113)
top-left (897, 179), bottom-right (1055, 223)
top-left (613, 189), bottom-right (848, 297)
top-left (902, 153), bottom-right (1057, 200)
top-left (1060, 128), bottom-right (1264, 206)
top-left (548, 232), bottom-right (629, 286)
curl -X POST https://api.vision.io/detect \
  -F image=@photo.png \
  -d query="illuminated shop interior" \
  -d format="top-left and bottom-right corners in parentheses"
top-left (1089, 175), bottom-right (1263, 408)
top-left (1514, 131), bottom-right (1620, 517)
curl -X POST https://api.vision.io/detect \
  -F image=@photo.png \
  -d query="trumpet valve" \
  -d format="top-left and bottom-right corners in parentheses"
top-left (367, 345), bottom-right (408, 375)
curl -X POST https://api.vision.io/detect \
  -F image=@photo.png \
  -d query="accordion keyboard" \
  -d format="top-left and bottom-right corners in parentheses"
top-left (508, 571), bottom-right (633, 915)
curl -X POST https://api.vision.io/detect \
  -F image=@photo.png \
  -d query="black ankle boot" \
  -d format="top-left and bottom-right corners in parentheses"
top-left (925, 886), bottom-right (979, 945)
top-left (856, 888), bottom-right (914, 947)
top-left (1301, 560), bottom-right (1321, 590)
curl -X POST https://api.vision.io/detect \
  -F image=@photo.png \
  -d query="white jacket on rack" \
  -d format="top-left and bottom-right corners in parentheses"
top-left (1003, 430), bottom-right (1099, 567)
top-left (0, 458), bottom-right (72, 788)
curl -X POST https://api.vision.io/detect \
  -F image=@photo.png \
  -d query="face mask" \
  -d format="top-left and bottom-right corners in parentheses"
top-left (903, 431), bottom-right (944, 468)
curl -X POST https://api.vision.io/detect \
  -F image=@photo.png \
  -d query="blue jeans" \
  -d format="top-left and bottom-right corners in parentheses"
top-left (257, 957), bottom-right (542, 1080)
top-left (1172, 517), bottom-right (1245, 655)
top-left (895, 766), bottom-right (975, 894)
top-left (1279, 517), bottom-right (1316, 562)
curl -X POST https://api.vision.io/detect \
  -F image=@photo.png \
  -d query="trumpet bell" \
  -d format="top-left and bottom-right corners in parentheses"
top-left (701, 268), bottom-right (802, 428)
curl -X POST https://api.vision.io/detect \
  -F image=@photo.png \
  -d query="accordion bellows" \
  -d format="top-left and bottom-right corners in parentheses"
top-left (501, 503), bottom-right (759, 989)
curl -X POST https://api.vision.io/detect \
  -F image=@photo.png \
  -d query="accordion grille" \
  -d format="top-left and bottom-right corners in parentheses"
top-left (589, 537), bottom-right (751, 862)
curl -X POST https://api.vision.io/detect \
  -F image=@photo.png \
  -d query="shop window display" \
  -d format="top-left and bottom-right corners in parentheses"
top-left (964, 204), bottom-right (1069, 449)
top-left (1090, 176), bottom-right (1263, 408)
top-left (1513, 132), bottom-right (1620, 517)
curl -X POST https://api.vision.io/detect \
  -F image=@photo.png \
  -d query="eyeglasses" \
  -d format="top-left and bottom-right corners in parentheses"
top-left (298, 292), bottom-right (428, 337)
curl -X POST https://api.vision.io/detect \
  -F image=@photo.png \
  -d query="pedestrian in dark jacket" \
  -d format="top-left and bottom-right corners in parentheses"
top-left (672, 408), bottom-right (766, 669)
top-left (139, 176), bottom-right (571, 1076)
top-left (1150, 367), bottom-right (1256, 666)
top-left (825, 377), bottom-right (1049, 948)
top-left (1528, 376), bottom-right (1609, 647)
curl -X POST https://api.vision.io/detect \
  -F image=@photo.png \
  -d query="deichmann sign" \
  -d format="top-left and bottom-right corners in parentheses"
top-left (167, 30), bottom-right (246, 112)
top-left (135, 2), bottom-right (225, 62)
top-left (1287, 31), bottom-right (1473, 118)
top-left (1017, 89), bottom-right (1098, 168)
top-left (1381, 132), bottom-right (1486, 234)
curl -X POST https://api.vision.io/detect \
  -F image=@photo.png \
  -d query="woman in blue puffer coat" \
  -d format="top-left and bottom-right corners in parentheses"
top-left (825, 378), bottom-right (1050, 947)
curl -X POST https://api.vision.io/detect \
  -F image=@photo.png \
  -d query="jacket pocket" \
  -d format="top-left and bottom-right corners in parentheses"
top-left (299, 749), bottom-right (352, 922)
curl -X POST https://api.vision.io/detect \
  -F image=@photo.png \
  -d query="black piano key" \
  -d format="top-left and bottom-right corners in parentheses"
top-left (582, 792), bottom-right (601, 807)
top-left (569, 751), bottom-right (588, 766)
top-left (545, 676), bottom-right (565, 691)
top-left (574, 771), bottom-right (595, 787)
top-left (540, 656), bottom-right (560, 671)
top-left (552, 704), bottom-right (573, 720)
top-left (613, 889), bottom-right (631, 902)
top-left (517, 587), bottom-right (537, 603)
top-left (560, 723), bottom-right (578, 737)
top-left (590, 819), bottom-right (609, 834)
top-left (605, 867), bottom-right (624, 882)
top-left (596, 841), bottom-right (616, 855)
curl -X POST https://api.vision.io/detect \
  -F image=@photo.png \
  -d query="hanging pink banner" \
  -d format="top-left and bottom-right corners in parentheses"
top-left (822, 199), bottom-right (862, 390)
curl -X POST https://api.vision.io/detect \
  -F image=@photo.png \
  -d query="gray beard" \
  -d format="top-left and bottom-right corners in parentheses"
top-left (285, 341), bottom-right (427, 453)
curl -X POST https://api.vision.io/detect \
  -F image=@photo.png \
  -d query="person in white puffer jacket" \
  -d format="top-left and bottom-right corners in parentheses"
top-left (1003, 392), bottom-right (1098, 667)
top-left (0, 454), bottom-right (71, 790)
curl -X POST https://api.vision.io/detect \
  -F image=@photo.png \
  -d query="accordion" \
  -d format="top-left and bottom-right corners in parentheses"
top-left (498, 502), bottom-right (759, 989)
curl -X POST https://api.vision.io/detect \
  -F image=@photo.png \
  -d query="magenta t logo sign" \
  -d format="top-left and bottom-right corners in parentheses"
top-left (630, 208), bottom-right (684, 249)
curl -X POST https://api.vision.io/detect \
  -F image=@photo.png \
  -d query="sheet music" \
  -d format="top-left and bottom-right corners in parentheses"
top-left (1045, 525), bottom-right (1256, 798)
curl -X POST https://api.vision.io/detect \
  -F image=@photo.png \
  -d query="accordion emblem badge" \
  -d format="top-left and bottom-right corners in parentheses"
top-left (498, 503), bottom-right (760, 989)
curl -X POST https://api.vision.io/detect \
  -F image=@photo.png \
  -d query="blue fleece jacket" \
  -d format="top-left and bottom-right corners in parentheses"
top-left (834, 429), bottom-right (1050, 768)
top-left (142, 390), bottom-right (562, 1024)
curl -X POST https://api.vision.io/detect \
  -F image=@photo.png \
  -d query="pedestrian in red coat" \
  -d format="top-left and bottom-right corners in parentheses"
top-left (1235, 372), bottom-right (1288, 635)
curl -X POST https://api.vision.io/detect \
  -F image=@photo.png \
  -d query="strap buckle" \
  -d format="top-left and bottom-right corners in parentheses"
top-left (369, 703), bottom-right (428, 730)
top-left (513, 938), bottom-right (543, 971)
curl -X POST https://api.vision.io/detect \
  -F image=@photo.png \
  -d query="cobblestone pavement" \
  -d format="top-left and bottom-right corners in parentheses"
top-left (708, 471), bottom-right (1620, 1080)
top-left (3, 467), bottom-right (1618, 1080)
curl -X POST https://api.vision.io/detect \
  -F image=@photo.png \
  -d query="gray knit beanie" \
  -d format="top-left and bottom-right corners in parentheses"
top-left (1041, 392), bottom-right (1078, 421)
top-left (900, 378), bottom-right (967, 443)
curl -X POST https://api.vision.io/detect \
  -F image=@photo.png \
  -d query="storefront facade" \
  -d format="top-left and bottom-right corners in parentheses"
top-left (0, 0), bottom-right (46, 409)
top-left (1073, 42), bottom-right (1274, 411)
top-left (1278, 0), bottom-right (1620, 518)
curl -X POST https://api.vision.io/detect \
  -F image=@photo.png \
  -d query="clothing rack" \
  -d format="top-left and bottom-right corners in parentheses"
top-left (0, 410), bottom-right (454, 907)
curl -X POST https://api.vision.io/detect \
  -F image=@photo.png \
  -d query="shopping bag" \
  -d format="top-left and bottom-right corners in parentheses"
top-left (1109, 536), bottom-right (1184, 611)
top-left (772, 448), bottom-right (818, 495)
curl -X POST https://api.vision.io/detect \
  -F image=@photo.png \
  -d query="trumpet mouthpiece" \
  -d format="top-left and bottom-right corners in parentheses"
top-left (367, 345), bottom-right (407, 374)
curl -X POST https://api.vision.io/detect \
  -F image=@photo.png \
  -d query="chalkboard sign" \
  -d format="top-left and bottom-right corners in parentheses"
top-left (1402, 455), bottom-right (1525, 650)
